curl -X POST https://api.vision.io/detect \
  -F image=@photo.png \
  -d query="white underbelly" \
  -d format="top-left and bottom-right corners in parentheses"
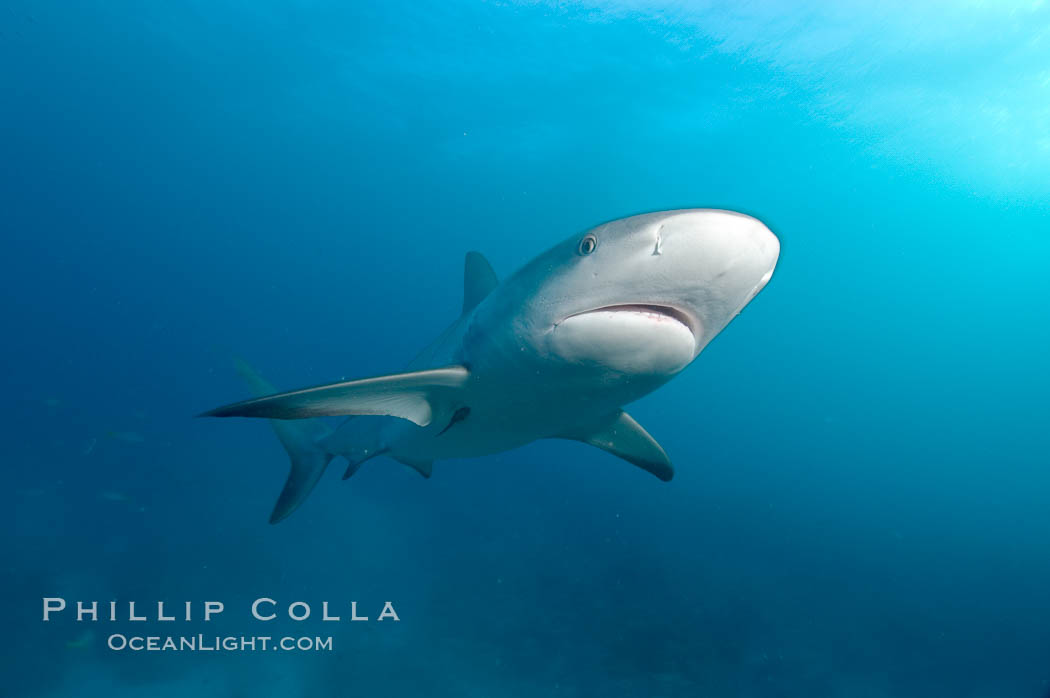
top-left (380, 370), bottom-right (668, 462)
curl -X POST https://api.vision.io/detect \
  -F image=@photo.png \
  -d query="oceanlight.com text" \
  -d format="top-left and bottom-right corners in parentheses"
top-left (107, 634), bottom-right (334, 652)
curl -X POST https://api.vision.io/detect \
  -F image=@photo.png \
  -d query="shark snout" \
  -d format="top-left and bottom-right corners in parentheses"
top-left (651, 210), bottom-right (779, 339)
top-left (660, 209), bottom-right (779, 277)
top-left (721, 215), bottom-right (779, 314)
top-left (750, 218), bottom-right (780, 275)
top-left (747, 217), bottom-right (780, 291)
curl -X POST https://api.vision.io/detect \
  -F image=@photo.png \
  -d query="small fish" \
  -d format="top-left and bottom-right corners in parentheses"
top-left (100, 491), bottom-right (130, 502)
top-left (66, 630), bottom-right (94, 649)
top-left (82, 437), bottom-right (97, 455)
top-left (107, 430), bottom-right (145, 443)
top-left (42, 397), bottom-right (61, 408)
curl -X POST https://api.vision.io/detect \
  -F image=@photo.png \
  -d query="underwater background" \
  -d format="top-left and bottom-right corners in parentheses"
top-left (3, 1), bottom-right (1049, 696)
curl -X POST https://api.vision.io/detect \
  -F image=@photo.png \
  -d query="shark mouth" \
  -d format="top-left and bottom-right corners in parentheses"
top-left (565, 304), bottom-right (699, 341)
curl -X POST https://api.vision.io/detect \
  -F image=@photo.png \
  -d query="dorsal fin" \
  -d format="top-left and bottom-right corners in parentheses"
top-left (462, 251), bottom-right (498, 315)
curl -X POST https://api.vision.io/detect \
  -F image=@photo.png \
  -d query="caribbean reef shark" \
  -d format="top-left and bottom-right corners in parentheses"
top-left (202, 209), bottom-right (780, 523)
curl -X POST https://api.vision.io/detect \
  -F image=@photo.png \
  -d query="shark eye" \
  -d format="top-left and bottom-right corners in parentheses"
top-left (578, 234), bottom-right (598, 256)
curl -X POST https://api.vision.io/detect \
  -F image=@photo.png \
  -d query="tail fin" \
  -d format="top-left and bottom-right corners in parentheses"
top-left (233, 358), bottom-right (334, 524)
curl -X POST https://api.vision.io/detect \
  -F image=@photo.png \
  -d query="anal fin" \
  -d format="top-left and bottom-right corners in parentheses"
top-left (317, 417), bottom-right (388, 480)
top-left (394, 455), bottom-right (433, 479)
top-left (556, 410), bottom-right (673, 481)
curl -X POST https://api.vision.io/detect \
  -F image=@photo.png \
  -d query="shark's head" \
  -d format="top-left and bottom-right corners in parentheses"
top-left (494, 209), bottom-right (779, 379)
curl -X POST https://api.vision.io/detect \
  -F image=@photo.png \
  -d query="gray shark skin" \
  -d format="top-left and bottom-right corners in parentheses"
top-left (203, 209), bottom-right (780, 522)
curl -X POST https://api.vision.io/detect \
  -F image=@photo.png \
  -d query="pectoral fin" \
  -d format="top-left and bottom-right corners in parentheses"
top-left (557, 410), bottom-right (674, 481)
top-left (200, 365), bottom-right (470, 427)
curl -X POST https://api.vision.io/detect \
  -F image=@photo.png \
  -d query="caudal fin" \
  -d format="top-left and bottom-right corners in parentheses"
top-left (268, 445), bottom-right (333, 523)
top-left (232, 358), bottom-right (335, 524)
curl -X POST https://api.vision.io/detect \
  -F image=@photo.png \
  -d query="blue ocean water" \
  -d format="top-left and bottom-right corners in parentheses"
top-left (3, 1), bottom-right (1049, 695)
